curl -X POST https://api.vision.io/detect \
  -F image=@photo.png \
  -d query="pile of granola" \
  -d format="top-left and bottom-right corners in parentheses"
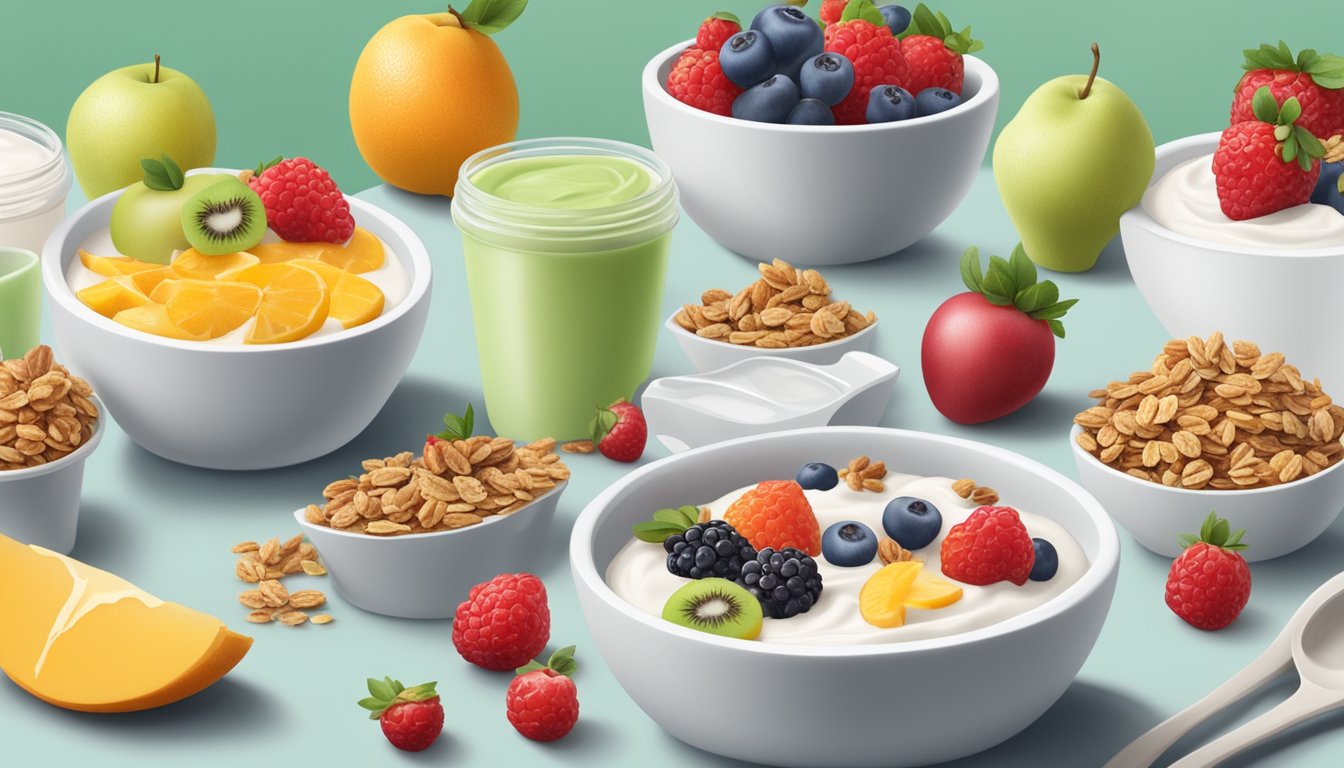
top-left (232, 535), bottom-right (331, 626)
top-left (0, 345), bottom-right (98, 470)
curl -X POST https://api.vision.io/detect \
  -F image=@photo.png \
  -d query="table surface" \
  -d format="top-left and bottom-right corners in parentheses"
top-left (6, 169), bottom-right (1342, 768)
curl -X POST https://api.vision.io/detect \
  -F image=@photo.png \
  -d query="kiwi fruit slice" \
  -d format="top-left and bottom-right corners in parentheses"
top-left (661, 578), bottom-right (763, 640)
top-left (180, 176), bottom-right (266, 255)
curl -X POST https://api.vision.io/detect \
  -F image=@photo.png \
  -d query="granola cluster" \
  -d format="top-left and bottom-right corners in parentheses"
top-left (232, 535), bottom-right (331, 626)
top-left (0, 346), bottom-right (98, 470)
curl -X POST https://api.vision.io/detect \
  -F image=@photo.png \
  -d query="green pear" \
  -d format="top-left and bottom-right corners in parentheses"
top-left (993, 45), bottom-right (1154, 272)
top-left (67, 55), bottom-right (216, 199)
top-left (110, 155), bottom-right (227, 264)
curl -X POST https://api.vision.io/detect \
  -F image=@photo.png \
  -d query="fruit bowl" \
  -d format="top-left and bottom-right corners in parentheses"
top-left (642, 41), bottom-right (999, 266)
top-left (570, 426), bottom-right (1118, 768)
top-left (1070, 425), bottom-right (1344, 561)
top-left (666, 310), bottom-right (878, 372)
top-left (42, 174), bottom-right (432, 470)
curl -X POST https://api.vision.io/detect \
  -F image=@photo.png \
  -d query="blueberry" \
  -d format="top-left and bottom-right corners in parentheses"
top-left (732, 74), bottom-right (801, 124)
top-left (795, 462), bottom-right (839, 490)
top-left (720, 30), bottom-right (777, 89)
top-left (865, 84), bottom-right (916, 123)
top-left (882, 496), bottom-right (942, 550)
top-left (750, 4), bottom-right (824, 80)
top-left (1311, 160), bottom-right (1344, 216)
top-left (822, 520), bottom-right (877, 567)
top-left (787, 98), bottom-right (835, 125)
top-left (799, 53), bottom-right (854, 107)
top-left (1029, 538), bottom-right (1059, 582)
top-left (878, 4), bottom-right (912, 35)
top-left (914, 87), bottom-right (962, 117)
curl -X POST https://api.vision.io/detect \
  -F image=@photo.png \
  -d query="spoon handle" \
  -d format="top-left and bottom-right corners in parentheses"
top-left (1167, 683), bottom-right (1343, 768)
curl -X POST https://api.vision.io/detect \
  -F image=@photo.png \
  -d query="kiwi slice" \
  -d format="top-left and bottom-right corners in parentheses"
top-left (180, 177), bottom-right (266, 255)
top-left (661, 578), bottom-right (763, 640)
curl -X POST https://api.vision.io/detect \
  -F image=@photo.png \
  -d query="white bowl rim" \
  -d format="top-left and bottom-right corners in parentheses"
top-left (1120, 132), bottom-right (1344, 259)
top-left (571, 425), bottom-right (1120, 657)
top-left (0, 392), bottom-right (105, 481)
top-left (1069, 423), bottom-right (1344, 496)
top-left (41, 169), bottom-right (434, 354)
top-left (665, 310), bottom-right (878, 355)
top-left (642, 39), bottom-right (1000, 134)
top-left (292, 481), bottom-right (567, 542)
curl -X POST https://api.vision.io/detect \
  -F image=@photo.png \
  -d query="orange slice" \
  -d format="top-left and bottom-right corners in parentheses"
top-left (128, 266), bottom-right (178, 296)
top-left (76, 277), bottom-right (152, 319)
top-left (905, 572), bottom-right (964, 610)
top-left (287, 259), bottom-right (385, 329)
top-left (78, 249), bottom-right (161, 277)
top-left (250, 227), bottom-right (385, 274)
top-left (170, 249), bottom-right (259, 281)
top-left (231, 263), bottom-right (330, 344)
top-left (149, 279), bottom-right (262, 340)
top-left (859, 561), bottom-right (923, 628)
top-left (111, 305), bottom-right (207, 341)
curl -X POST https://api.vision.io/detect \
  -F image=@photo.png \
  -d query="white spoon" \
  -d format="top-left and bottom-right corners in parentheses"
top-left (1105, 572), bottom-right (1344, 768)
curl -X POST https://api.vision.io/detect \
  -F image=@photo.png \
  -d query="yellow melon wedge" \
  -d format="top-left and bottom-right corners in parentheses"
top-left (0, 533), bottom-right (252, 712)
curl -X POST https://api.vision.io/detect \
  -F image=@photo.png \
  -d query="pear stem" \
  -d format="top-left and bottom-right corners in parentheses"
top-left (152, 54), bottom-right (161, 84)
top-left (1079, 43), bottom-right (1100, 100)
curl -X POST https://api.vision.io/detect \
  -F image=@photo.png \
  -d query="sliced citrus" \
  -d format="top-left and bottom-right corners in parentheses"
top-left (128, 266), bottom-right (178, 295)
top-left (250, 227), bottom-right (384, 274)
top-left (859, 561), bottom-right (923, 628)
top-left (231, 263), bottom-right (330, 344)
top-left (287, 259), bottom-right (385, 329)
top-left (78, 249), bottom-right (161, 277)
top-left (76, 277), bottom-right (152, 319)
top-left (170, 249), bottom-right (259, 281)
top-left (149, 279), bottom-right (262, 340)
top-left (111, 304), bottom-right (207, 341)
top-left (905, 572), bottom-right (964, 610)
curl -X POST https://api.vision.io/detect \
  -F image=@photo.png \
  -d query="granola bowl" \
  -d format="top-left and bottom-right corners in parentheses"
top-left (570, 426), bottom-right (1119, 768)
top-left (667, 312), bottom-right (879, 372)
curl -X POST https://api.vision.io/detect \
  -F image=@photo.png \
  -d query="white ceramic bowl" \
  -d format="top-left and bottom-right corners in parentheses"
top-left (571, 426), bottom-right (1119, 768)
top-left (642, 41), bottom-right (1000, 266)
top-left (0, 394), bottom-right (105, 554)
top-left (1070, 425), bottom-right (1344, 561)
top-left (295, 481), bottom-right (566, 619)
top-left (1121, 132), bottom-right (1344, 391)
top-left (666, 311), bottom-right (878, 372)
top-left (42, 176), bottom-right (432, 470)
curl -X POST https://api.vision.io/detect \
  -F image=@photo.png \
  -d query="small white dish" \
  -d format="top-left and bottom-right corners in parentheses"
top-left (294, 481), bottom-right (566, 619)
top-left (666, 311), bottom-right (877, 373)
top-left (643, 351), bottom-right (898, 453)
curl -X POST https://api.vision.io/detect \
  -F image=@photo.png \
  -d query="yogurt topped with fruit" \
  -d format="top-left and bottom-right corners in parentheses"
top-left (605, 457), bottom-right (1087, 645)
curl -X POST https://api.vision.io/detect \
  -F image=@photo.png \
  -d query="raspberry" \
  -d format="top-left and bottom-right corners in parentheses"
top-left (820, 0), bottom-right (849, 26)
top-left (666, 48), bottom-right (743, 117)
top-left (452, 573), bottom-right (550, 671)
top-left (247, 157), bottom-right (355, 244)
top-left (359, 678), bottom-right (443, 753)
top-left (696, 13), bottom-right (741, 53)
top-left (824, 20), bottom-right (910, 124)
top-left (723, 480), bottom-right (821, 556)
top-left (506, 647), bottom-right (580, 742)
top-left (901, 35), bottom-right (964, 94)
top-left (1165, 513), bottom-right (1252, 631)
top-left (939, 506), bottom-right (1035, 586)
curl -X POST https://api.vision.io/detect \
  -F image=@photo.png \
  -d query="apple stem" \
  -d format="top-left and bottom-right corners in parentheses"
top-left (446, 4), bottom-right (467, 27)
top-left (1080, 43), bottom-right (1100, 100)
top-left (153, 54), bottom-right (161, 84)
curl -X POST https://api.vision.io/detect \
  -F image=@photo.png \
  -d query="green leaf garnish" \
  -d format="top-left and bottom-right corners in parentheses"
top-left (961, 243), bottom-right (1078, 338)
top-left (840, 0), bottom-right (884, 26)
top-left (140, 154), bottom-right (184, 191)
top-left (711, 10), bottom-right (741, 25)
top-left (436, 403), bottom-right (475, 441)
top-left (359, 678), bottom-right (437, 720)
top-left (901, 3), bottom-right (982, 52)
top-left (1178, 512), bottom-right (1250, 552)
top-left (959, 246), bottom-right (984, 293)
top-left (1247, 87), bottom-right (1326, 171)
top-left (1242, 41), bottom-right (1344, 89)
top-left (253, 156), bottom-right (282, 177)
top-left (516, 645), bottom-right (577, 678)
top-left (633, 505), bottom-right (702, 542)
top-left (457, 0), bottom-right (528, 36)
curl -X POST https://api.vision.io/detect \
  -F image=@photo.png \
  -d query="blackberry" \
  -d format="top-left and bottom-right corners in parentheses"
top-left (664, 520), bottom-right (757, 580)
top-left (738, 547), bottom-right (823, 619)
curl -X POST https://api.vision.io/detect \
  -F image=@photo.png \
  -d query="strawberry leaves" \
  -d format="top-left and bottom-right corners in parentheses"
top-left (840, 0), bottom-right (884, 26)
top-left (140, 154), bottom-right (184, 191)
top-left (517, 645), bottom-right (577, 677)
top-left (1178, 512), bottom-right (1249, 552)
top-left (358, 678), bottom-right (438, 720)
top-left (436, 403), bottom-right (475, 442)
top-left (1242, 41), bottom-right (1344, 89)
top-left (1249, 86), bottom-right (1326, 171)
top-left (902, 3), bottom-right (983, 54)
top-left (961, 245), bottom-right (1077, 338)
top-left (632, 505), bottom-right (702, 543)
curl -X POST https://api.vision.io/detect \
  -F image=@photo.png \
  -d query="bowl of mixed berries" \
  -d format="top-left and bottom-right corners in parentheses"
top-left (643, 1), bottom-right (999, 265)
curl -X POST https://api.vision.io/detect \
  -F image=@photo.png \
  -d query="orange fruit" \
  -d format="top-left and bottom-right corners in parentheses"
top-left (250, 227), bottom-right (385, 274)
top-left (76, 277), bottom-right (152, 318)
top-left (859, 561), bottom-right (923, 628)
top-left (231, 263), bottom-right (330, 344)
top-left (171, 249), bottom-right (258, 281)
top-left (905, 572), bottom-right (964, 610)
top-left (150, 280), bottom-right (263, 340)
top-left (349, 12), bottom-right (519, 195)
top-left (288, 259), bottom-right (385, 329)
top-left (128, 266), bottom-right (177, 295)
top-left (112, 305), bottom-right (207, 341)
top-left (78, 249), bottom-right (160, 277)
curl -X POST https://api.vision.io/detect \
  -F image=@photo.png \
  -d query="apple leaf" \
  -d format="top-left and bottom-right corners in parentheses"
top-left (459, 0), bottom-right (528, 36)
top-left (140, 154), bottom-right (184, 191)
top-left (959, 246), bottom-right (984, 293)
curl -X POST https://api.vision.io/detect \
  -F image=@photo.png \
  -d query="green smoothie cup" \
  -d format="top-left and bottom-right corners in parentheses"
top-left (453, 138), bottom-right (679, 440)
top-left (0, 248), bottom-right (41, 360)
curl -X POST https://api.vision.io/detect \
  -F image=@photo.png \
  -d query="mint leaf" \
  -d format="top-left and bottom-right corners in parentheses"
top-left (516, 660), bottom-right (546, 674)
top-left (437, 403), bottom-right (475, 441)
top-left (1014, 281), bottom-right (1058, 314)
top-left (548, 645), bottom-right (577, 676)
top-left (712, 10), bottom-right (741, 25)
top-left (1008, 244), bottom-right (1036, 290)
top-left (840, 0), bottom-right (883, 26)
top-left (632, 521), bottom-right (686, 543)
top-left (959, 246), bottom-right (983, 293)
top-left (983, 255), bottom-right (1017, 299)
top-left (140, 155), bottom-right (184, 191)
top-left (1279, 97), bottom-right (1302, 126)
top-left (459, 0), bottom-right (528, 35)
top-left (910, 3), bottom-right (944, 37)
top-left (356, 697), bottom-right (383, 711)
top-left (1251, 86), bottom-right (1279, 123)
top-left (1029, 298), bottom-right (1078, 321)
top-left (1304, 53), bottom-right (1344, 88)
top-left (366, 677), bottom-right (394, 701)
top-left (1048, 319), bottom-right (1066, 339)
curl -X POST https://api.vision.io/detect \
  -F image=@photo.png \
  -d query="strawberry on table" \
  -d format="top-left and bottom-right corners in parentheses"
top-left (898, 3), bottom-right (982, 95)
top-left (591, 398), bottom-right (647, 462)
top-left (452, 572), bottom-right (551, 671)
top-left (666, 48), bottom-right (743, 116)
top-left (246, 156), bottom-right (355, 244)
top-left (507, 646), bottom-right (580, 742)
top-left (1165, 512), bottom-right (1251, 631)
top-left (824, 0), bottom-right (911, 124)
top-left (1214, 86), bottom-right (1324, 221)
top-left (357, 677), bottom-right (444, 752)
top-left (724, 480), bottom-right (822, 556)
top-left (697, 11), bottom-right (742, 52)
top-left (939, 506), bottom-right (1035, 586)
top-left (1230, 41), bottom-right (1344, 140)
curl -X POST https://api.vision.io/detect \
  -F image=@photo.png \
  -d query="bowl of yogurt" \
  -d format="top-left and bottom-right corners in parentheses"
top-left (42, 170), bottom-right (432, 470)
top-left (1120, 131), bottom-right (1344, 391)
top-left (570, 426), bottom-right (1119, 768)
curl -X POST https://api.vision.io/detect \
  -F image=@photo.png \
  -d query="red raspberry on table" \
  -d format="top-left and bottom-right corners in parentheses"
top-left (1165, 513), bottom-right (1252, 631)
top-left (591, 398), bottom-right (647, 463)
top-left (247, 157), bottom-right (355, 244)
top-left (939, 506), bottom-right (1035, 586)
top-left (358, 678), bottom-right (443, 752)
top-left (452, 573), bottom-right (550, 671)
top-left (724, 480), bottom-right (822, 556)
top-left (506, 646), bottom-right (580, 742)
top-left (1214, 86), bottom-right (1323, 221)
top-left (1230, 42), bottom-right (1344, 140)
top-left (696, 12), bottom-right (742, 53)
top-left (820, 0), bottom-right (850, 26)
top-left (899, 4), bottom-right (982, 95)
top-left (824, 19), bottom-right (910, 124)
top-left (666, 48), bottom-right (742, 117)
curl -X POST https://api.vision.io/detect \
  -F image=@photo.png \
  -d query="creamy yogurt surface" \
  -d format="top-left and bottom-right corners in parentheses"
top-left (606, 472), bottom-right (1088, 645)
top-left (1142, 153), bottom-right (1344, 250)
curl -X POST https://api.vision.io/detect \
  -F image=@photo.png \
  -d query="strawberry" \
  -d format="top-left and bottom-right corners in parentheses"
top-left (897, 3), bottom-right (982, 94)
top-left (591, 398), bottom-right (646, 462)
top-left (939, 506), bottom-right (1035, 586)
top-left (1165, 512), bottom-right (1251, 631)
top-left (247, 156), bottom-right (355, 244)
top-left (507, 646), bottom-right (580, 742)
top-left (696, 11), bottom-right (741, 52)
top-left (1213, 86), bottom-right (1324, 221)
top-left (723, 480), bottom-right (822, 556)
top-left (820, 0), bottom-right (850, 26)
top-left (357, 677), bottom-right (443, 752)
top-left (824, 1), bottom-right (911, 125)
top-left (1230, 42), bottom-right (1344, 139)
top-left (452, 573), bottom-right (550, 671)
top-left (666, 48), bottom-right (742, 117)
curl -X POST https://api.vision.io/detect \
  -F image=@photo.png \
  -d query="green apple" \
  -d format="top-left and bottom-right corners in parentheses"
top-left (993, 45), bottom-right (1155, 273)
top-left (110, 155), bottom-right (226, 264)
top-left (67, 55), bottom-right (216, 199)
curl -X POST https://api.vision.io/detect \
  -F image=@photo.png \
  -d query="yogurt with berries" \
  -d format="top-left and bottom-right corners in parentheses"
top-left (605, 470), bottom-right (1088, 645)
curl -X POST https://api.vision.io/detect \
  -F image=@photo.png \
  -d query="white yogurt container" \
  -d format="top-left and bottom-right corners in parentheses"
top-left (0, 113), bottom-right (71, 254)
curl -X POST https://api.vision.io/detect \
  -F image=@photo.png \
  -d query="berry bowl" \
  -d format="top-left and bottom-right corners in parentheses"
top-left (570, 426), bottom-right (1119, 768)
top-left (666, 310), bottom-right (878, 372)
top-left (41, 171), bottom-right (432, 470)
top-left (642, 41), bottom-right (1000, 266)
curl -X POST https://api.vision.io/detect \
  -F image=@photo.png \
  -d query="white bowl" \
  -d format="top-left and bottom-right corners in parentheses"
top-left (42, 176), bottom-right (432, 470)
top-left (571, 426), bottom-right (1119, 768)
top-left (1120, 132), bottom-right (1344, 391)
top-left (0, 394), bottom-right (105, 554)
top-left (295, 481), bottom-right (566, 619)
top-left (642, 42), bottom-right (1000, 266)
top-left (666, 311), bottom-right (878, 372)
top-left (1070, 425), bottom-right (1344, 561)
